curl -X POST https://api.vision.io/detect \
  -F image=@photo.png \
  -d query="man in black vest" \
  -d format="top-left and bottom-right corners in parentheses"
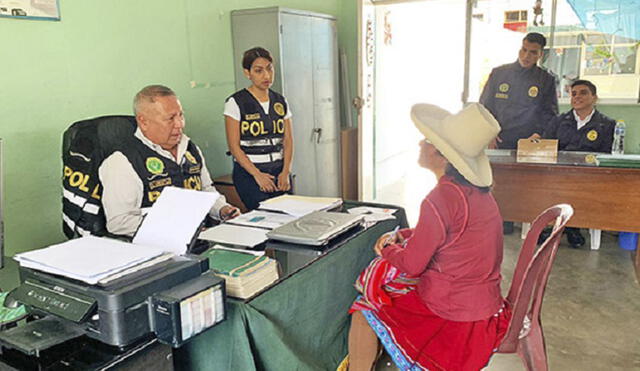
top-left (99, 85), bottom-right (239, 237)
top-left (541, 79), bottom-right (616, 248)
top-left (480, 32), bottom-right (558, 234)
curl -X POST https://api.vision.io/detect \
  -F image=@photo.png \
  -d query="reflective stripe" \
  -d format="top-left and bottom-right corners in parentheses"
top-left (63, 213), bottom-right (91, 236)
top-left (247, 152), bottom-right (283, 164)
top-left (240, 137), bottom-right (283, 147)
top-left (63, 189), bottom-right (100, 215)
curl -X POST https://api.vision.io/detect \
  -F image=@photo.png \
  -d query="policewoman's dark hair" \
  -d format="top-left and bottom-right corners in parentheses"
top-left (571, 79), bottom-right (597, 95)
top-left (523, 32), bottom-right (547, 48)
top-left (445, 164), bottom-right (491, 193)
top-left (242, 47), bottom-right (273, 70)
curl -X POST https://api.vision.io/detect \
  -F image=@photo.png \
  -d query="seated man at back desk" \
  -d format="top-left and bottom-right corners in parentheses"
top-left (542, 79), bottom-right (616, 247)
top-left (99, 84), bottom-right (240, 237)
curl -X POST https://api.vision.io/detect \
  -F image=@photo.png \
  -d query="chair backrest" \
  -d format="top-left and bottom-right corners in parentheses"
top-left (498, 204), bottom-right (574, 352)
top-left (62, 116), bottom-right (137, 238)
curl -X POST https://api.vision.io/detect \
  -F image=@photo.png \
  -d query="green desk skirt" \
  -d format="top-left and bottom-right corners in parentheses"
top-left (174, 205), bottom-right (407, 371)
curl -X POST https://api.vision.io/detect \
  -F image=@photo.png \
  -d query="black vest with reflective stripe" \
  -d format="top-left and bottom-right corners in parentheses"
top-left (229, 89), bottom-right (287, 159)
top-left (62, 115), bottom-right (137, 239)
top-left (120, 137), bottom-right (204, 208)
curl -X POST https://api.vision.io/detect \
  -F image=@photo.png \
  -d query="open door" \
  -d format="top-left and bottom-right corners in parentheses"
top-left (357, 0), bottom-right (376, 201)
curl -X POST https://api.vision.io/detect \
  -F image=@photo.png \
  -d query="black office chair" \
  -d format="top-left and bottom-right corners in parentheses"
top-left (62, 116), bottom-right (137, 239)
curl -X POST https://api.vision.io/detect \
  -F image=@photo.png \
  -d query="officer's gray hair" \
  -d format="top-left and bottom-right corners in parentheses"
top-left (133, 85), bottom-right (176, 115)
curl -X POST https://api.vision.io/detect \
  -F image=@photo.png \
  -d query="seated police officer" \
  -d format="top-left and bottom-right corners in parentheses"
top-left (99, 85), bottom-right (240, 237)
top-left (542, 79), bottom-right (615, 247)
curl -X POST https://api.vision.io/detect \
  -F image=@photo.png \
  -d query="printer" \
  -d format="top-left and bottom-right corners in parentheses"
top-left (0, 253), bottom-right (225, 362)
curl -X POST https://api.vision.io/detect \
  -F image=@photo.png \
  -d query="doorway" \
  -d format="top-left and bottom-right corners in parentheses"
top-left (359, 0), bottom-right (468, 223)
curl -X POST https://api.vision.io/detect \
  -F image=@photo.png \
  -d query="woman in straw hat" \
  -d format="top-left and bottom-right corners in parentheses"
top-left (344, 103), bottom-right (512, 371)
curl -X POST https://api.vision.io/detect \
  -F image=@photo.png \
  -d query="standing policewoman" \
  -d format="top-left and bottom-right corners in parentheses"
top-left (224, 47), bottom-right (294, 210)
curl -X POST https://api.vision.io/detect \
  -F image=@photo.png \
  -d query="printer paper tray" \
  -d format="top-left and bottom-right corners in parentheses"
top-left (0, 317), bottom-right (84, 356)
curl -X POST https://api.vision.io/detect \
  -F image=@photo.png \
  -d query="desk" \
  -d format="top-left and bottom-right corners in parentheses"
top-left (174, 202), bottom-right (407, 370)
top-left (488, 150), bottom-right (640, 282)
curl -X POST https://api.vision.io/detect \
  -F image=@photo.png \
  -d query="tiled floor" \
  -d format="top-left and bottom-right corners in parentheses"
top-left (373, 228), bottom-right (640, 371)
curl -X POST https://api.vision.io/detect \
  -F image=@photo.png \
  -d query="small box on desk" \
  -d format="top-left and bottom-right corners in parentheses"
top-left (517, 139), bottom-right (558, 163)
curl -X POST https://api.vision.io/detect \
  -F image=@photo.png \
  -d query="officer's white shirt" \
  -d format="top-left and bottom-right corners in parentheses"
top-left (99, 128), bottom-right (228, 237)
top-left (223, 97), bottom-right (293, 121)
top-left (573, 108), bottom-right (595, 130)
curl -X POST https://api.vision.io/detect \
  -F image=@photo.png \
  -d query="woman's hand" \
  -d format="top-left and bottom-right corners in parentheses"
top-left (277, 172), bottom-right (291, 191)
top-left (373, 231), bottom-right (404, 256)
top-left (253, 172), bottom-right (277, 192)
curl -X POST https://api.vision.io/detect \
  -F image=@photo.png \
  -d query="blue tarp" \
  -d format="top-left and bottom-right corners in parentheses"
top-left (567, 0), bottom-right (640, 41)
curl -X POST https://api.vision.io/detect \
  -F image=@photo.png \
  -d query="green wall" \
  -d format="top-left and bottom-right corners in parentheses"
top-left (0, 0), bottom-right (358, 256)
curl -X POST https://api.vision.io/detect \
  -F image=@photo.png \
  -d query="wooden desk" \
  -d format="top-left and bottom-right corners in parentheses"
top-left (489, 150), bottom-right (640, 282)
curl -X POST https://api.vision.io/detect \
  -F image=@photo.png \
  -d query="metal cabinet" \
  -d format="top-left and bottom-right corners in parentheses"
top-left (230, 7), bottom-right (341, 197)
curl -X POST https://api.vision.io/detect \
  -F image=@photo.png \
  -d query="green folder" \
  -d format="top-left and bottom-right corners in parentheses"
top-left (202, 249), bottom-right (269, 278)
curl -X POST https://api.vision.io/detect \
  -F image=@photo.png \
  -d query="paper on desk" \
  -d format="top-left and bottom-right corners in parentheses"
top-left (133, 187), bottom-right (218, 255)
top-left (199, 224), bottom-right (268, 247)
top-left (226, 210), bottom-right (297, 230)
top-left (14, 236), bottom-right (166, 284)
top-left (209, 244), bottom-right (265, 256)
top-left (259, 195), bottom-right (342, 217)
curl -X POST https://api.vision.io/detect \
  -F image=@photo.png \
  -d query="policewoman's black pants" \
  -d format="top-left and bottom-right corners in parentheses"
top-left (232, 160), bottom-right (287, 210)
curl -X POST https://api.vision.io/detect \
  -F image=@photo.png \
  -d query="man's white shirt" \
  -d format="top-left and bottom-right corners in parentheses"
top-left (99, 128), bottom-right (228, 236)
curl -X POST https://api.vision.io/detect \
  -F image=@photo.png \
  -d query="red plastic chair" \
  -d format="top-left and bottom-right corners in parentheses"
top-left (496, 204), bottom-right (574, 371)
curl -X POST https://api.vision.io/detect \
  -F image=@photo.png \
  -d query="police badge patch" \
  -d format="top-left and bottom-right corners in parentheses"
top-left (499, 83), bottom-right (510, 92)
top-left (185, 151), bottom-right (197, 164)
top-left (274, 102), bottom-right (285, 116)
top-left (587, 130), bottom-right (598, 141)
top-left (146, 157), bottom-right (165, 175)
top-left (528, 86), bottom-right (539, 97)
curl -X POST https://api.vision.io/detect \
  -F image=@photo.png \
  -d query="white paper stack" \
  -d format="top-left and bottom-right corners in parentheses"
top-left (14, 236), bottom-right (168, 285)
top-left (258, 195), bottom-right (342, 217)
top-left (134, 186), bottom-right (219, 255)
top-left (199, 224), bottom-right (269, 247)
top-left (347, 206), bottom-right (397, 227)
top-left (226, 210), bottom-right (297, 230)
top-left (14, 187), bottom-right (219, 284)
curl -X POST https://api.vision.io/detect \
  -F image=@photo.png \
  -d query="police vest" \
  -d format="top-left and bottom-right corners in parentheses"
top-left (120, 137), bottom-right (204, 208)
top-left (62, 115), bottom-right (137, 239)
top-left (229, 89), bottom-right (287, 168)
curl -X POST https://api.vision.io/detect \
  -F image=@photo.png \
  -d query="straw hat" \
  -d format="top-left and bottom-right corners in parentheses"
top-left (410, 103), bottom-right (500, 187)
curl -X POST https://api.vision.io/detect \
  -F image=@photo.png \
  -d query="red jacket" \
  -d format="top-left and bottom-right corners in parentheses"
top-left (382, 176), bottom-right (504, 321)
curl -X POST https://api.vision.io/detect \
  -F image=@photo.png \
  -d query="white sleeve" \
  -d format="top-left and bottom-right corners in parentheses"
top-left (196, 146), bottom-right (229, 220)
top-left (223, 97), bottom-right (241, 121)
top-left (98, 152), bottom-right (144, 237)
top-left (284, 97), bottom-right (292, 120)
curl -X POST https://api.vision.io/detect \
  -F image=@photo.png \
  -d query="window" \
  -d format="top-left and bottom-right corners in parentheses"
top-left (470, 0), bottom-right (640, 103)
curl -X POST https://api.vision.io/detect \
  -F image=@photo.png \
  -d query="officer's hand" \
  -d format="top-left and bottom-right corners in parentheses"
top-left (220, 205), bottom-right (241, 221)
top-left (527, 133), bottom-right (541, 142)
top-left (277, 172), bottom-right (291, 192)
top-left (254, 172), bottom-right (277, 193)
top-left (488, 137), bottom-right (499, 149)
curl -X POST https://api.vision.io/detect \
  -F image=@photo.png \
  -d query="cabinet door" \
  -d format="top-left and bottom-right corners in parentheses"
top-left (280, 13), bottom-right (318, 196)
top-left (310, 17), bottom-right (341, 197)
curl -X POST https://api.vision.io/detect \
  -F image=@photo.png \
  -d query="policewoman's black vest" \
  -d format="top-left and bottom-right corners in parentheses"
top-left (120, 137), bottom-right (205, 208)
top-left (229, 89), bottom-right (287, 169)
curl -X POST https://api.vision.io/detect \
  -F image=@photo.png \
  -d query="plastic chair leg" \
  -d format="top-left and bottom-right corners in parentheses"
top-left (517, 324), bottom-right (548, 371)
top-left (521, 222), bottom-right (531, 240)
top-left (590, 229), bottom-right (601, 250)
